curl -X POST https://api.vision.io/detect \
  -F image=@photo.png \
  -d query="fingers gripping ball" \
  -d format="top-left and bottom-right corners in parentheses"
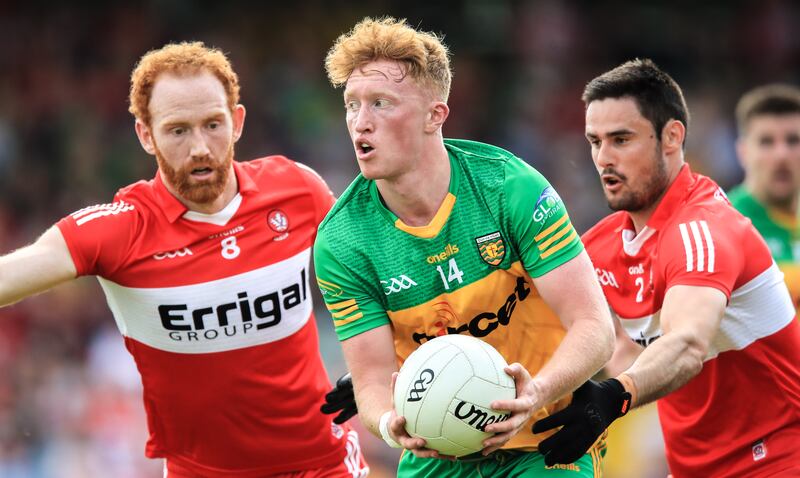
top-left (393, 335), bottom-right (516, 457)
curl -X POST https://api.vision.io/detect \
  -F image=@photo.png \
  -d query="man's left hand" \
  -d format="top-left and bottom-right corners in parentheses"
top-left (480, 363), bottom-right (539, 455)
top-left (320, 372), bottom-right (358, 424)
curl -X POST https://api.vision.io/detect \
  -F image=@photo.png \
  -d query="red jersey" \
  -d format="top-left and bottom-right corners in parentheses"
top-left (56, 157), bottom-right (356, 477)
top-left (583, 165), bottom-right (800, 477)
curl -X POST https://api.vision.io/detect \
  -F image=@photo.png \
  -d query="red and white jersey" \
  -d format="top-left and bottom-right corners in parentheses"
top-left (56, 157), bottom-right (354, 477)
top-left (583, 165), bottom-right (800, 477)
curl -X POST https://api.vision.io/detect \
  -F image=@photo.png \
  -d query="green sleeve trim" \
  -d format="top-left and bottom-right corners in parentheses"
top-left (313, 227), bottom-right (390, 341)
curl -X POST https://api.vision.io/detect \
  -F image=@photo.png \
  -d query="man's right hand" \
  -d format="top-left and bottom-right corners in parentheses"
top-left (320, 372), bottom-right (358, 424)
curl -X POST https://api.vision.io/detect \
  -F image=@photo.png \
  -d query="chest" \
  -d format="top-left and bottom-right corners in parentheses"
top-left (369, 202), bottom-right (514, 312)
top-left (594, 237), bottom-right (666, 320)
top-left (114, 200), bottom-right (318, 288)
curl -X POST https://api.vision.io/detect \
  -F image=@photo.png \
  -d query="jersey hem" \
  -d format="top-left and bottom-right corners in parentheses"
top-left (153, 444), bottom-right (346, 477)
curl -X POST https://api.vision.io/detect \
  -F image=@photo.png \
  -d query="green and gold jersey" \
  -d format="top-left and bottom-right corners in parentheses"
top-left (728, 185), bottom-right (800, 309)
top-left (314, 139), bottom-right (582, 450)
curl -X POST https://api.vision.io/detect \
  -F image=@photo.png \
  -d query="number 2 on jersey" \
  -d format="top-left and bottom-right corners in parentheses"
top-left (635, 277), bottom-right (644, 303)
top-left (436, 258), bottom-right (464, 290)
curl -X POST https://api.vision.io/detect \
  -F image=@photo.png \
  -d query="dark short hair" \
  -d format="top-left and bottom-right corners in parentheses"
top-left (735, 84), bottom-right (800, 136)
top-left (583, 58), bottom-right (689, 145)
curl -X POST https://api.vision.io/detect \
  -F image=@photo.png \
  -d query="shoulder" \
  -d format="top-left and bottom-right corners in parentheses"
top-left (70, 180), bottom-right (151, 228)
top-left (444, 138), bottom-right (518, 161)
top-left (318, 175), bottom-right (371, 232)
top-left (582, 212), bottom-right (626, 247)
top-left (239, 155), bottom-right (312, 183)
top-left (670, 179), bottom-right (751, 236)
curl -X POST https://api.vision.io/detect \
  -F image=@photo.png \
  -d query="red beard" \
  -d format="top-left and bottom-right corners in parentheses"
top-left (156, 145), bottom-right (233, 205)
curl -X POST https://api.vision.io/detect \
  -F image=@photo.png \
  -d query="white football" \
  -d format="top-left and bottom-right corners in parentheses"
top-left (393, 334), bottom-right (516, 457)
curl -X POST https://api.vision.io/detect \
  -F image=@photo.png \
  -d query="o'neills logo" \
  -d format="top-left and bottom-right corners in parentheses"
top-left (426, 243), bottom-right (460, 264)
top-left (453, 402), bottom-right (510, 431)
top-left (158, 268), bottom-right (308, 342)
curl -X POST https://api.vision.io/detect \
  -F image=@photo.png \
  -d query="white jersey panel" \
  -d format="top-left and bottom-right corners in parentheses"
top-left (98, 248), bottom-right (313, 354)
top-left (619, 262), bottom-right (794, 360)
top-left (708, 262), bottom-right (795, 359)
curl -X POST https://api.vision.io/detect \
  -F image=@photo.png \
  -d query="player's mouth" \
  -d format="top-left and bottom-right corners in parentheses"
top-left (190, 166), bottom-right (215, 180)
top-left (355, 139), bottom-right (375, 160)
top-left (602, 174), bottom-right (624, 192)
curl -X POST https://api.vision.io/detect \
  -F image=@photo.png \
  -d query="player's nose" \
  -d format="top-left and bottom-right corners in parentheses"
top-left (353, 108), bottom-right (374, 133)
top-left (188, 129), bottom-right (211, 158)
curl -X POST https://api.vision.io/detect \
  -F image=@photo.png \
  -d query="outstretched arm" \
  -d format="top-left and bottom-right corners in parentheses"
top-left (483, 250), bottom-right (615, 453)
top-left (619, 284), bottom-right (725, 406)
top-left (0, 226), bottom-right (77, 306)
top-left (533, 284), bottom-right (726, 465)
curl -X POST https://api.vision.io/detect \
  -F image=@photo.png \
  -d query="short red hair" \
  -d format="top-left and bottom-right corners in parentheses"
top-left (129, 41), bottom-right (240, 126)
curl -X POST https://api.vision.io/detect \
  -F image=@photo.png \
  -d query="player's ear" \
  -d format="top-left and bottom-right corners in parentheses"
top-left (661, 119), bottom-right (686, 154)
top-left (135, 119), bottom-right (156, 155)
top-left (232, 104), bottom-right (246, 143)
top-left (424, 101), bottom-right (449, 134)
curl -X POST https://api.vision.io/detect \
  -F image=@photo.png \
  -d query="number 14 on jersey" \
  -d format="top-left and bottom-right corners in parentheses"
top-left (436, 258), bottom-right (464, 290)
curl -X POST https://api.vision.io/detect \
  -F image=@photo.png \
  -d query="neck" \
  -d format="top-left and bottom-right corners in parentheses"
top-left (376, 141), bottom-right (450, 226)
top-left (628, 203), bottom-right (660, 234)
top-left (166, 166), bottom-right (239, 214)
top-left (628, 158), bottom-right (685, 234)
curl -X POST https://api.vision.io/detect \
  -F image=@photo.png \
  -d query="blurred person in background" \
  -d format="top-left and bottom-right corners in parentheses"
top-left (0, 41), bottom-right (368, 478)
top-left (533, 59), bottom-right (800, 477)
top-left (728, 84), bottom-right (800, 308)
top-left (315, 16), bottom-right (614, 477)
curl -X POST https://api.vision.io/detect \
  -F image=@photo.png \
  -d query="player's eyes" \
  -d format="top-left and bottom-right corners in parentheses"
top-left (345, 101), bottom-right (359, 112)
top-left (758, 136), bottom-right (775, 147)
top-left (208, 122), bottom-right (220, 130)
top-left (374, 99), bottom-right (389, 108)
top-left (615, 137), bottom-right (629, 145)
top-left (172, 127), bottom-right (186, 136)
top-left (786, 134), bottom-right (800, 146)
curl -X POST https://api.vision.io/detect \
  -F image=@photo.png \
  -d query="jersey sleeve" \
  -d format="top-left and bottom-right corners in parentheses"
top-left (658, 210), bottom-right (743, 298)
top-left (313, 227), bottom-right (390, 341)
top-left (55, 196), bottom-right (141, 277)
top-left (504, 157), bottom-right (583, 278)
top-left (294, 162), bottom-right (336, 227)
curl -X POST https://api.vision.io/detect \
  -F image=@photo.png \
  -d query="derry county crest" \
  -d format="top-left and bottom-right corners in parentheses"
top-left (267, 209), bottom-right (289, 232)
top-left (475, 231), bottom-right (505, 266)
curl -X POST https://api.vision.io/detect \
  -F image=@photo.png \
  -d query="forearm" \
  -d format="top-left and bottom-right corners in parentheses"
top-left (353, 377), bottom-right (393, 438)
top-left (534, 316), bottom-right (614, 405)
top-left (340, 325), bottom-right (398, 439)
top-left (622, 330), bottom-right (704, 407)
top-left (0, 227), bottom-right (77, 306)
top-left (604, 337), bottom-right (644, 377)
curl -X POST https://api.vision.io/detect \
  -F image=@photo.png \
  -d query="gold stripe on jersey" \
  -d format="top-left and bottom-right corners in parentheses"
top-left (385, 261), bottom-right (571, 451)
top-left (333, 313), bottom-right (363, 327)
top-left (326, 299), bottom-right (363, 327)
top-left (534, 215), bottom-right (568, 242)
top-left (537, 222), bottom-right (573, 251)
top-left (540, 229), bottom-right (578, 259)
top-left (394, 193), bottom-right (456, 239)
top-left (326, 299), bottom-right (356, 310)
top-left (331, 304), bottom-right (359, 318)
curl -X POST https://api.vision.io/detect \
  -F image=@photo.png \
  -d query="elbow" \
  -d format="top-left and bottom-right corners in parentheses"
top-left (599, 316), bottom-right (616, 364)
top-left (682, 335), bottom-right (708, 378)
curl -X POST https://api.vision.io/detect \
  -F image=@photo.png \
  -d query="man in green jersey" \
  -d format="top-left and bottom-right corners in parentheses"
top-left (314, 17), bottom-right (616, 477)
top-left (728, 84), bottom-right (800, 307)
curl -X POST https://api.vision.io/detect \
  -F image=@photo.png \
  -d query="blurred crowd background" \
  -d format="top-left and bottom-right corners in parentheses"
top-left (0, 1), bottom-right (798, 476)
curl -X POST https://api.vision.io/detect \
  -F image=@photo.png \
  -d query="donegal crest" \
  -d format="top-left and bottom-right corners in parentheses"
top-left (475, 231), bottom-right (505, 266)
